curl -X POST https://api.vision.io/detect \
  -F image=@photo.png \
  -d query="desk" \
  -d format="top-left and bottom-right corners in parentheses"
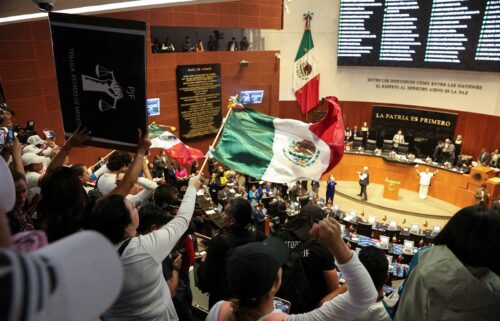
top-left (323, 152), bottom-right (481, 208)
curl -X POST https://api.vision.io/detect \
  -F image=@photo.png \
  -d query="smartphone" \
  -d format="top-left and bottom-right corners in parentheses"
top-left (273, 297), bottom-right (291, 313)
top-left (0, 129), bottom-right (5, 147)
top-left (8, 127), bottom-right (14, 145)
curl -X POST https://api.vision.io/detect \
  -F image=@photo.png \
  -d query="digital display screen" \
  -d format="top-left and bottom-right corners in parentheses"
top-left (239, 90), bottom-right (264, 105)
top-left (337, 0), bottom-right (500, 72)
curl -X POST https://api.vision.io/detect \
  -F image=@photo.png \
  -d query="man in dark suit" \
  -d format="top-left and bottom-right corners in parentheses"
top-left (350, 125), bottom-right (360, 142)
top-left (478, 148), bottom-right (491, 166)
top-left (433, 141), bottom-right (444, 162)
top-left (217, 186), bottom-right (230, 206)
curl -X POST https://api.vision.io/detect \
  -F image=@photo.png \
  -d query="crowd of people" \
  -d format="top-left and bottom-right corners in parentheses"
top-left (1, 103), bottom-right (500, 321)
top-left (152, 33), bottom-right (250, 53)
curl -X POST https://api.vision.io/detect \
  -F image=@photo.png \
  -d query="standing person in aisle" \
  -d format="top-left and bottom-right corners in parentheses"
top-left (326, 175), bottom-right (337, 204)
top-left (357, 166), bottom-right (369, 201)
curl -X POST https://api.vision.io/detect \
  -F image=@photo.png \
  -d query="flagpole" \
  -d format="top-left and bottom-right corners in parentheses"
top-left (198, 96), bottom-right (240, 175)
top-left (90, 149), bottom-right (115, 169)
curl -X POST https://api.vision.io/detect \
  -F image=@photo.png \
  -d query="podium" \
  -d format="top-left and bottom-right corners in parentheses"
top-left (468, 166), bottom-right (496, 192)
top-left (383, 178), bottom-right (401, 200)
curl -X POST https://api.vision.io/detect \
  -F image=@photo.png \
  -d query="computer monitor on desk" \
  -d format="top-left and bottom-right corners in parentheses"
top-left (403, 240), bottom-right (414, 255)
top-left (431, 225), bottom-right (441, 236)
top-left (410, 224), bottom-right (420, 234)
top-left (388, 220), bottom-right (398, 230)
top-left (379, 235), bottom-right (390, 249)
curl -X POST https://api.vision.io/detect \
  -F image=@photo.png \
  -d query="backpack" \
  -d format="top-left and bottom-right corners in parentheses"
top-left (87, 175), bottom-right (104, 201)
top-left (275, 234), bottom-right (314, 312)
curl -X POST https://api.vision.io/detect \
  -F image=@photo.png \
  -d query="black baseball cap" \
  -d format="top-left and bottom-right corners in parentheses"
top-left (293, 204), bottom-right (325, 240)
top-left (226, 237), bottom-right (289, 305)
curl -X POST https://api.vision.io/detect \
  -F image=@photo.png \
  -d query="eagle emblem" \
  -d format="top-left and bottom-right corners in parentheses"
top-left (283, 139), bottom-right (320, 167)
top-left (295, 60), bottom-right (313, 80)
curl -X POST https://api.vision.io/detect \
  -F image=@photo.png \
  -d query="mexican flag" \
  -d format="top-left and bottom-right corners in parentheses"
top-left (212, 96), bottom-right (344, 183)
top-left (294, 13), bottom-right (319, 115)
top-left (149, 124), bottom-right (204, 166)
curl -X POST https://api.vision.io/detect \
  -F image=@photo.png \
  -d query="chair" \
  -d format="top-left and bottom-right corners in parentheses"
top-left (298, 195), bottom-right (310, 208)
top-left (408, 232), bottom-right (426, 246)
top-left (383, 139), bottom-right (393, 152)
top-left (366, 139), bottom-right (377, 151)
top-left (399, 142), bottom-right (409, 154)
top-left (352, 137), bottom-right (363, 149)
top-left (356, 222), bottom-right (373, 237)
top-left (261, 196), bottom-right (273, 209)
top-left (384, 229), bottom-right (401, 243)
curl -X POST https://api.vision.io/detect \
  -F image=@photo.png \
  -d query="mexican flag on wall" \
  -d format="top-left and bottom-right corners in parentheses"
top-left (293, 12), bottom-right (319, 115)
top-left (212, 97), bottom-right (344, 184)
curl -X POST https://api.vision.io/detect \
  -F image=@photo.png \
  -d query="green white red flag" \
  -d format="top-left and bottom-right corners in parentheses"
top-left (293, 12), bottom-right (319, 114)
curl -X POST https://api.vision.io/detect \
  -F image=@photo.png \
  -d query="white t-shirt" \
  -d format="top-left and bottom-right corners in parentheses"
top-left (353, 301), bottom-right (391, 321)
top-left (104, 186), bottom-right (197, 321)
top-left (206, 253), bottom-right (377, 321)
top-left (96, 172), bottom-right (118, 195)
top-left (26, 171), bottom-right (41, 201)
top-left (97, 173), bottom-right (158, 205)
top-left (418, 172), bottom-right (435, 186)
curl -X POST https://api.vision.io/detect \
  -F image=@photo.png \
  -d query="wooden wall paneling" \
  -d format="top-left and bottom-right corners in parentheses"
top-left (0, 42), bottom-right (36, 62)
top-left (0, 23), bottom-right (32, 41)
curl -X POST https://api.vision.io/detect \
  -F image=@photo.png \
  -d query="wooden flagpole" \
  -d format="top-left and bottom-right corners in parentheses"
top-left (90, 149), bottom-right (115, 169)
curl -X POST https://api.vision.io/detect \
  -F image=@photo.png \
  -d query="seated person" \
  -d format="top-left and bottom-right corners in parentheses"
top-left (478, 148), bottom-right (492, 166)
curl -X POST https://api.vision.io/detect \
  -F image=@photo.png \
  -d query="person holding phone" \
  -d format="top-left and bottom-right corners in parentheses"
top-left (205, 218), bottom-right (377, 321)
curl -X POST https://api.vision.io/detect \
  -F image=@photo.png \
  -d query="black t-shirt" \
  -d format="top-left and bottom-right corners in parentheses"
top-left (279, 232), bottom-right (336, 313)
top-left (197, 228), bottom-right (266, 308)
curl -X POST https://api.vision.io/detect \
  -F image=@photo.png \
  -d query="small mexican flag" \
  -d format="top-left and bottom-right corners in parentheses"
top-left (149, 124), bottom-right (204, 166)
top-left (294, 12), bottom-right (319, 115)
top-left (212, 96), bottom-right (344, 183)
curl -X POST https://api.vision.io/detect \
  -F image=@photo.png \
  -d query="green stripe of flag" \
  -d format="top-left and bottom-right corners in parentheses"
top-left (213, 108), bottom-right (275, 179)
top-left (295, 29), bottom-right (314, 61)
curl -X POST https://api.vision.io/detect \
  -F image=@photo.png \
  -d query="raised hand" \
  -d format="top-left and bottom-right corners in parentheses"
top-left (137, 129), bottom-right (151, 154)
top-left (65, 127), bottom-right (91, 148)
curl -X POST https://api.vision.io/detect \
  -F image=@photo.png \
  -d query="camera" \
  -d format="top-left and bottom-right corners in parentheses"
top-left (32, 0), bottom-right (55, 12)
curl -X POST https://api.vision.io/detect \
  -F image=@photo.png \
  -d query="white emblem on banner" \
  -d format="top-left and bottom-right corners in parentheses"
top-left (81, 64), bottom-right (123, 112)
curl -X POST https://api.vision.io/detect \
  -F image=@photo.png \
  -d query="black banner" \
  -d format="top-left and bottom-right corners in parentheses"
top-left (371, 106), bottom-right (457, 158)
top-left (176, 64), bottom-right (222, 140)
top-left (49, 12), bottom-right (147, 151)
